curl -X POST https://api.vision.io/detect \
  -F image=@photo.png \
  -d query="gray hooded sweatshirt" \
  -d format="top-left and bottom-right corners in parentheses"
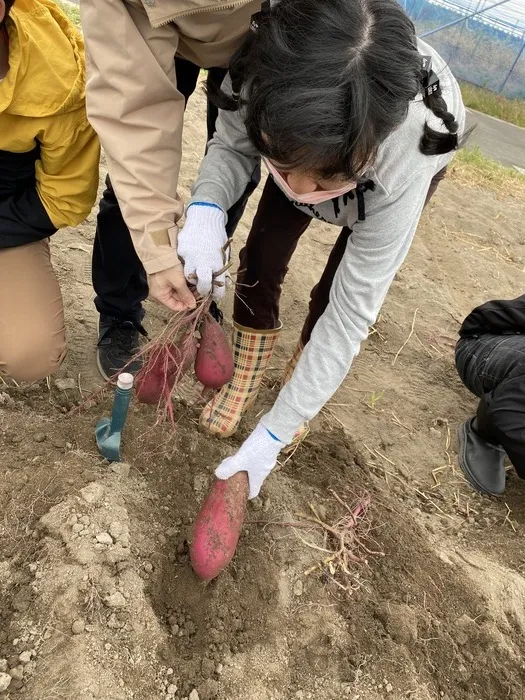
top-left (190, 39), bottom-right (466, 444)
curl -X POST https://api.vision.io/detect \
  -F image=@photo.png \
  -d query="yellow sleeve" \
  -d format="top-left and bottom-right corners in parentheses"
top-left (35, 109), bottom-right (100, 229)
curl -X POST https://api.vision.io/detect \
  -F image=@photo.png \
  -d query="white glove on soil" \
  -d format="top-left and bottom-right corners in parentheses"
top-left (215, 423), bottom-right (286, 499)
top-left (177, 202), bottom-right (228, 299)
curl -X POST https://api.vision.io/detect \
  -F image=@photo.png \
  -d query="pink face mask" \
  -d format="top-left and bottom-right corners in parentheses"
top-left (264, 158), bottom-right (357, 205)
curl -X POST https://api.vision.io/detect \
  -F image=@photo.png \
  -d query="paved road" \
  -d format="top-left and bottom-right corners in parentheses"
top-left (466, 109), bottom-right (525, 171)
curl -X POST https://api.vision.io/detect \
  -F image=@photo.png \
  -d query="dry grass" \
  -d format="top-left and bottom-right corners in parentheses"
top-left (460, 82), bottom-right (525, 129)
top-left (450, 146), bottom-right (525, 198)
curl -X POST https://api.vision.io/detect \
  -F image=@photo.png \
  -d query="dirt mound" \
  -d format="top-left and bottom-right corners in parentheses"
top-left (1, 387), bottom-right (525, 700)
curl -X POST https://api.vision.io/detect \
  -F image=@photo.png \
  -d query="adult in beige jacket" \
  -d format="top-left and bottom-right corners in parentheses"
top-left (81, 0), bottom-right (263, 316)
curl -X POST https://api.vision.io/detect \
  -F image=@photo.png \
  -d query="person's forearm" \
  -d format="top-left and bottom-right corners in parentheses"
top-left (81, 0), bottom-right (184, 274)
top-left (261, 175), bottom-right (430, 443)
top-left (191, 77), bottom-right (260, 212)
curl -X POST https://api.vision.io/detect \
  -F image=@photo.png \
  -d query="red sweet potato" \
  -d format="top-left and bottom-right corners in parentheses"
top-left (167, 335), bottom-right (198, 378)
top-left (194, 315), bottom-right (234, 389)
top-left (136, 335), bottom-right (198, 404)
top-left (190, 471), bottom-right (249, 581)
top-left (135, 358), bottom-right (165, 405)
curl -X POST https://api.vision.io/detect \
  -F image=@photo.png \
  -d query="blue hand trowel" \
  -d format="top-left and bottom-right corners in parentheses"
top-left (95, 373), bottom-right (134, 462)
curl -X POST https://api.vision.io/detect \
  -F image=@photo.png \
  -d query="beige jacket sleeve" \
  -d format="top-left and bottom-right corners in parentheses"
top-left (80, 0), bottom-right (183, 274)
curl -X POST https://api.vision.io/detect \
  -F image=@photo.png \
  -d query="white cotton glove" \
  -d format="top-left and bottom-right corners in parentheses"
top-left (177, 202), bottom-right (228, 299)
top-left (215, 423), bottom-right (286, 499)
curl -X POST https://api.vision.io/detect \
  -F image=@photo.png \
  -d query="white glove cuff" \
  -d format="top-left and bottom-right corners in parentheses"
top-left (185, 202), bottom-right (227, 232)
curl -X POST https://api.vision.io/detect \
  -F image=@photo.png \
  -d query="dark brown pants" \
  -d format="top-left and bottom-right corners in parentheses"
top-left (234, 167), bottom-right (447, 343)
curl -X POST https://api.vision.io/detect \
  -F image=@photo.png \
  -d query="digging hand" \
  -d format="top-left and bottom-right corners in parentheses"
top-left (215, 423), bottom-right (286, 499)
top-left (177, 202), bottom-right (229, 300)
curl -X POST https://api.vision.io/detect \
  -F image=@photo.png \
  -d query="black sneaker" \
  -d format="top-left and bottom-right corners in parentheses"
top-left (97, 315), bottom-right (148, 381)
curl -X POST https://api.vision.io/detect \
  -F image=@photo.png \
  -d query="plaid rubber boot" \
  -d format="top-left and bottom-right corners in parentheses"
top-left (200, 322), bottom-right (281, 437)
top-left (281, 339), bottom-right (310, 449)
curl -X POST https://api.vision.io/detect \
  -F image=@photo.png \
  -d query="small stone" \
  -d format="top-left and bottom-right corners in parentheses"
top-left (386, 683), bottom-right (393, 693)
top-left (72, 524), bottom-right (84, 534)
top-left (144, 562), bottom-right (154, 574)
top-left (167, 684), bottom-right (178, 695)
top-left (215, 663), bottom-right (223, 675)
top-left (81, 483), bottom-right (105, 505)
top-left (71, 620), bottom-right (85, 635)
top-left (110, 462), bottom-right (130, 478)
top-left (251, 497), bottom-right (263, 511)
top-left (293, 580), bottom-right (303, 596)
top-left (189, 690), bottom-right (200, 700)
top-left (96, 532), bottom-right (113, 546)
top-left (34, 433), bottom-right (46, 443)
top-left (0, 660), bottom-right (7, 673)
top-left (0, 673), bottom-right (11, 692)
top-left (9, 666), bottom-right (24, 681)
top-left (109, 521), bottom-right (123, 539)
top-left (79, 515), bottom-right (91, 526)
top-left (105, 592), bottom-right (127, 608)
top-left (18, 651), bottom-right (32, 665)
top-left (54, 378), bottom-right (76, 391)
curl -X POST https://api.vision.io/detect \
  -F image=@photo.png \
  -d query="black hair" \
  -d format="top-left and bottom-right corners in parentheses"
top-left (207, 0), bottom-right (461, 180)
top-left (2, 0), bottom-right (15, 26)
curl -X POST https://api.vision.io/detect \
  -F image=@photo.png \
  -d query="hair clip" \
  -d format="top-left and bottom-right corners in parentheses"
top-left (424, 70), bottom-right (440, 96)
top-left (250, 9), bottom-right (263, 32)
top-left (421, 56), bottom-right (440, 96)
top-left (250, 2), bottom-right (271, 32)
top-left (421, 55), bottom-right (432, 73)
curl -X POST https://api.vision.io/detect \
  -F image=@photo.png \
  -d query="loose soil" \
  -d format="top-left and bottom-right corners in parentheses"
top-left (1, 90), bottom-right (525, 700)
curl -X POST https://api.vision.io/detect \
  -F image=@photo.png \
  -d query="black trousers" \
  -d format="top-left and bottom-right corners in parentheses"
top-left (92, 58), bottom-right (261, 323)
top-left (455, 333), bottom-right (525, 477)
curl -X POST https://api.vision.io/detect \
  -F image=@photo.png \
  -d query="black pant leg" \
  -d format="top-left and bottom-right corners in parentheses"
top-left (92, 58), bottom-right (202, 322)
top-left (457, 333), bottom-right (525, 476)
top-left (92, 176), bottom-right (148, 322)
top-left (477, 365), bottom-right (525, 477)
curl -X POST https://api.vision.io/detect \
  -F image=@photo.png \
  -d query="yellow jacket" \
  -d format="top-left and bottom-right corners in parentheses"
top-left (0, 0), bottom-right (99, 232)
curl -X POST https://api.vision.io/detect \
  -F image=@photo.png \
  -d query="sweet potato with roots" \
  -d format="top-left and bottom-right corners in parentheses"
top-left (190, 471), bottom-right (249, 581)
top-left (194, 314), bottom-right (234, 389)
top-left (135, 335), bottom-right (198, 405)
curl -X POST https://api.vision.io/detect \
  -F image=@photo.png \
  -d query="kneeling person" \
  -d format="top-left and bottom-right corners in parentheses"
top-left (0, 0), bottom-right (99, 382)
top-left (455, 294), bottom-right (525, 496)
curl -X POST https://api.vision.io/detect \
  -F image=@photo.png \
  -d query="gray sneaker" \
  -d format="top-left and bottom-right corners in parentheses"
top-left (458, 418), bottom-right (506, 497)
